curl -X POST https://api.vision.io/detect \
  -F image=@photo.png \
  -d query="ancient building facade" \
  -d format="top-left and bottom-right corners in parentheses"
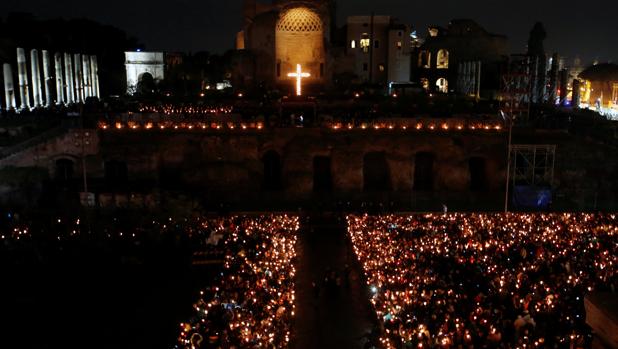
top-left (578, 63), bottom-right (618, 110)
top-left (346, 16), bottom-right (412, 85)
top-left (238, 0), bottom-right (334, 92)
top-left (414, 20), bottom-right (509, 98)
top-left (124, 51), bottom-right (165, 94)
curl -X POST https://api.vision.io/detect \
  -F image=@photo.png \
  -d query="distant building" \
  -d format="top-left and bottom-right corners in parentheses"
top-left (345, 16), bottom-right (412, 85)
top-left (414, 19), bottom-right (509, 97)
top-left (237, 0), bottom-right (334, 93)
top-left (125, 51), bottom-right (165, 94)
top-left (579, 63), bottom-right (618, 112)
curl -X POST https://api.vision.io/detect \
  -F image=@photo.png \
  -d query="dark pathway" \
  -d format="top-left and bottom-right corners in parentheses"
top-left (294, 214), bottom-right (376, 349)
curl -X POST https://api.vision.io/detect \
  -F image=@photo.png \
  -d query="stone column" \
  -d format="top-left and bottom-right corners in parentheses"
top-left (42, 50), bottom-right (54, 106)
top-left (90, 56), bottom-right (100, 98)
top-left (64, 53), bottom-right (75, 104)
top-left (74, 53), bottom-right (84, 103)
top-left (82, 55), bottom-right (92, 98)
top-left (54, 53), bottom-right (65, 105)
top-left (17, 48), bottom-right (31, 110)
top-left (30, 49), bottom-right (43, 107)
top-left (3, 64), bottom-right (17, 111)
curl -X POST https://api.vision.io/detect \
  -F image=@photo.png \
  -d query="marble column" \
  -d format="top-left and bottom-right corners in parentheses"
top-left (30, 49), bottom-right (43, 107)
top-left (82, 55), bottom-right (92, 98)
top-left (90, 56), bottom-right (100, 98)
top-left (3, 64), bottom-right (17, 111)
top-left (42, 50), bottom-right (54, 107)
top-left (54, 53), bottom-right (65, 105)
top-left (17, 48), bottom-right (31, 110)
top-left (74, 53), bottom-right (84, 103)
top-left (64, 53), bottom-right (75, 104)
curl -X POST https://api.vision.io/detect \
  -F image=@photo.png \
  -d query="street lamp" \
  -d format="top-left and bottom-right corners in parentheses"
top-left (501, 110), bottom-right (515, 213)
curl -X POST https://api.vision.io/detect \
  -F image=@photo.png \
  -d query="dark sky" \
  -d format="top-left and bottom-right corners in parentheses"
top-left (2, 0), bottom-right (616, 65)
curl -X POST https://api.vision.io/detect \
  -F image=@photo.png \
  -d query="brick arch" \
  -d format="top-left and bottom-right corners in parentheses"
top-left (414, 152), bottom-right (435, 191)
top-left (363, 151), bottom-right (391, 192)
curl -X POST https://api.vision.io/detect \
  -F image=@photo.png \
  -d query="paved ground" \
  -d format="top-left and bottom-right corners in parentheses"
top-left (293, 214), bottom-right (376, 349)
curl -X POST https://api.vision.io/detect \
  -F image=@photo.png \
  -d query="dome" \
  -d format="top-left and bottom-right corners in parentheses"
top-left (276, 7), bottom-right (323, 32)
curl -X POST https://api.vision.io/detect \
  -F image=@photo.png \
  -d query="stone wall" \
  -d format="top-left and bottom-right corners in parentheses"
top-left (1, 127), bottom-right (616, 211)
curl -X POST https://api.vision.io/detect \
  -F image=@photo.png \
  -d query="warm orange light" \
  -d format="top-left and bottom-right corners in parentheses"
top-left (287, 64), bottom-right (310, 96)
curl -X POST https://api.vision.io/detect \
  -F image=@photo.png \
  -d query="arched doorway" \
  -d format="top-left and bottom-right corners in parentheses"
top-left (363, 152), bottom-right (391, 192)
top-left (263, 150), bottom-right (282, 191)
top-left (469, 157), bottom-right (487, 191)
top-left (137, 72), bottom-right (155, 95)
top-left (55, 158), bottom-right (74, 183)
top-left (414, 152), bottom-right (434, 191)
top-left (313, 156), bottom-right (332, 193)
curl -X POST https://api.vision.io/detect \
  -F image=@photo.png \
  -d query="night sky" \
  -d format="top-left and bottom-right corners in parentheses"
top-left (2, 0), bottom-right (616, 65)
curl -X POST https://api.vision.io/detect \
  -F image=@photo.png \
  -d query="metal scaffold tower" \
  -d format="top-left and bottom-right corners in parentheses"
top-left (510, 145), bottom-right (556, 187)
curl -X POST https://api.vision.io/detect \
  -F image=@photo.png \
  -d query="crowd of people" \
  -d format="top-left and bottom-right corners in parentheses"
top-left (177, 215), bottom-right (299, 349)
top-left (347, 213), bottom-right (617, 349)
top-left (138, 104), bottom-right (234, 116)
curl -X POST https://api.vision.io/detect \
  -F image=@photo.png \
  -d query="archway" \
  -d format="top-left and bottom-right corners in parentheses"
top-left (137, 72), bottom-right (155, 95)
top-left (263, 150), bottom-right (282, 191)
top-left (436, 78), bottom-right (448, 93)
top-left (55, 158), bottom-right (74, 183)
top-left (363, 152), bottom-right (391, 192)
top-left (414, 152), bottom-right (434, 191)
top-left (313, 156), bottom-right (332, 193)
top-left (437, 49), bottom-right (449, 69)
top-left (469, 157), bottom-right (487, 191)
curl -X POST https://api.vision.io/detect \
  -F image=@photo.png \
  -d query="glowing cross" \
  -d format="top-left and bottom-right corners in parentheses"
top-left (287, 64), bottom-right (310, 96)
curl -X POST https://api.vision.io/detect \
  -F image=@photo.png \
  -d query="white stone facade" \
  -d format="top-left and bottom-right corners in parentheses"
top-left (125, 51), bottom-right (165, 94)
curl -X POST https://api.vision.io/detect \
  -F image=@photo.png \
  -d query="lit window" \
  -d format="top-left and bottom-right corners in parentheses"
top-left (360, 35), bottom-right (370, 53)
top-left (429, 28), bottom-right (439, 37)
top-left (436, 78), bottom-right (448, 93)
top-left (397, 41), bottom-right (402, 50)
top-left (437, 49), bottom-right (449, 69)
top-left (612, 83), bottom-right (618, 104)
top-left (379, 64), bottom-right (385, 72)
top-left (420, 78), bottom-right (429, 91)
top-left (351, 40), bottom-right (356, 49)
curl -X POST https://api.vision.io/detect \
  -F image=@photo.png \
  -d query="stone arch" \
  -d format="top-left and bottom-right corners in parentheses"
top-left (437, 49), bottom-right (449, 69)
top-left (436, 78), bottom-right (448, 93)
top-left (469, 157), bottom-right (487, 191)
top-left (124, 51), bottom-right (164, 94)
top-left (55, 158), bottom-right (75, 183)
top-left (363, 152), bottom-right (391, 192)
top-left (414, 152), bottom-right (435, 191)
top-left (262, 150), bottom-right (282, 191)
top-left (138, 72), bottom-right (154, 83)
top-left (313, 156), bottom-right (332, 193)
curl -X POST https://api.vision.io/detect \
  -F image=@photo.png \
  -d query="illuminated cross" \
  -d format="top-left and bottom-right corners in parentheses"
top-left (287, 64), bottom-right (310, 96)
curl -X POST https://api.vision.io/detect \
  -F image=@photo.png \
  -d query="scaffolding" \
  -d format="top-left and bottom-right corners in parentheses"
top-left (501, 54), bottom-right (532, 121)
top-left (510, 145), bottom-right (556, 187)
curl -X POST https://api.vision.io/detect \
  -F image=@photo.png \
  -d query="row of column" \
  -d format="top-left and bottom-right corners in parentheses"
top-left (3, 48), bottom-right (100, 111)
